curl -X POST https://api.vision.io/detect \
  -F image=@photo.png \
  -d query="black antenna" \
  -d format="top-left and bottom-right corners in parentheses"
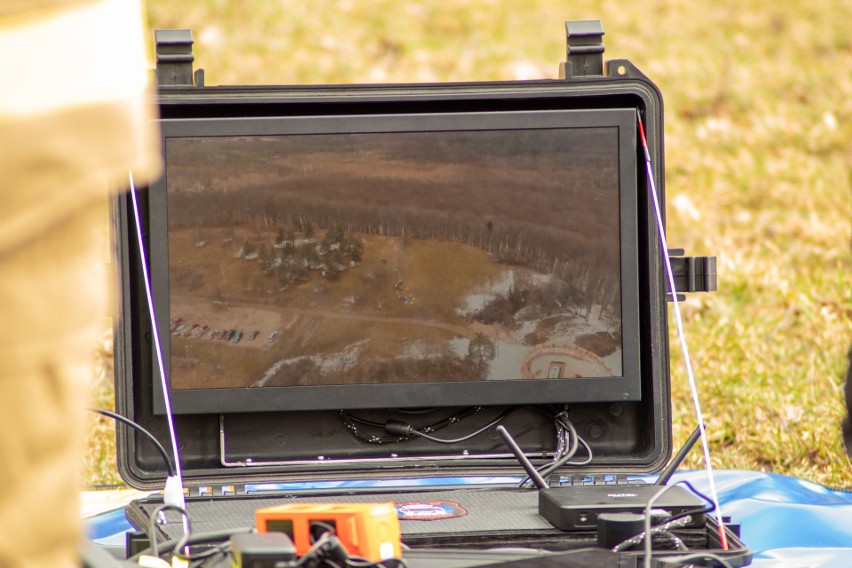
top-left (496, 426), bottom-right (549, 490)
top-left (654, 424), bottom-right (704, 486)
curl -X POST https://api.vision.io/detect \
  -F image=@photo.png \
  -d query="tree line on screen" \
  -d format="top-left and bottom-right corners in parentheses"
top-left (169, 188), bottom-right (621, 320)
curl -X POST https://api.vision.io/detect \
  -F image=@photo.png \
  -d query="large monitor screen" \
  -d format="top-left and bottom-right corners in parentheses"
top-left (148, 109), bottom-right (640, 413)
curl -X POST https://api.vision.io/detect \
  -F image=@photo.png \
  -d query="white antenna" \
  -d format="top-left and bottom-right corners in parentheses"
top-left (128, 173), bottom-right (188, 528)
top-left (636, 113), bottom-right (728, 551)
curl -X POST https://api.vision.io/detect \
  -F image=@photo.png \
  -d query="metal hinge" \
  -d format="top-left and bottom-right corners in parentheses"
top-left (667, 249), bottom-right (717, 301)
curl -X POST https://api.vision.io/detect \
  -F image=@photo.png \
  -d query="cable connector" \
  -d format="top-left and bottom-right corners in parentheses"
top-left (163, 475), bottom-right (187, 510)
top-left (383, 420), bottom-right (414, 437)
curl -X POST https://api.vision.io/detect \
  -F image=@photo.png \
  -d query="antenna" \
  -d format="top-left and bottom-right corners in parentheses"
top-left (654, 423), bottom-right (703, 486)
top-left (496, 426), bottom-right (549, 490)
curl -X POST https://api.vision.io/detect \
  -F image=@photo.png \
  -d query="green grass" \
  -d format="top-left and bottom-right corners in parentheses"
top-left (84, 326), bottom-right (123, 488)
top-left (85, 0), bottom-right (852, 487)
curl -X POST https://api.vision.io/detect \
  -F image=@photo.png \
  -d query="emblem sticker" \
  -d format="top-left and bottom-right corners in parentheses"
top-left (395, 500), bottom-right (468, 521)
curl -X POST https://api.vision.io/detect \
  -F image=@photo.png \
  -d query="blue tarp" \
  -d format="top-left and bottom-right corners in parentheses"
top-left (669, 470), bottom-right (852, 566)
top-left (87, 470), bottom-right (852, 566)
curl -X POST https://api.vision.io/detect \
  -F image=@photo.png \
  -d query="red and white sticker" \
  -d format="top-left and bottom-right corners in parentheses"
top-left (395, 500), bottom-right (468, 521)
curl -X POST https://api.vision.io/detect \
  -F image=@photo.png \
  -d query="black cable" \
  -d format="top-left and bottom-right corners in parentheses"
top-left (642, 484), bottom-right (681, 567)
top-left (659, 480), bottom-right (716, 527)
top-left (294, 532), bottom-right (337, 567)
top-left (173, 531), bottom-right (232, 562)
top-left (342, 406), bottom-right (593, 489)
top-left (519, 410), bottom-right (576, 486)
top-left (518, 410), bottom-right (593, 487)
top-left (190, 548), bottom-right (228, 568)
top-left (539, 413), bottom-right (591, 472)
top-left (344, 407), bottom-right (482, 431)
top-left (129, 527), bottom-right (253, 561)
top-left (339, 407), bottom-right (491, 445)
top-left (300, 524), bottom-right (408, 568)
top-left (346, 557), bottom-right (409, 568)
top-left (612, 515), bottom-right (693, 552)
top-left (654, 551), bottom-right (735, 568)
top-left (641, 480), bottom-right (718, 568)
top-left (179, 539), bottom-right (232, 564)
top-left (385, 410), bottom-right (511, 444)
top-left (664, 530), bottom-right (688, 553)
top-left (89, 408), bottom-right (176, 476)
top-left (534, 433), bottom-right (593, 483)
top-left (309, 521), bottom-right (338, 544)
top-left (553, 411), bottom-right (578, 458)
top-left (147, 504), bottom-right (191, 559)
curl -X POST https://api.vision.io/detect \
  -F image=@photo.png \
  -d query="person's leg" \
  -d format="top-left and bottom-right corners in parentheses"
top-left (0, 198), bottom-right (109, 567)
top-left (0, 2), bottom-right (162, 564)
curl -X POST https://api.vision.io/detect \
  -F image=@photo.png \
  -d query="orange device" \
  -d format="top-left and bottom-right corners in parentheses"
top-left (255, 502), bottom-right (402, 562)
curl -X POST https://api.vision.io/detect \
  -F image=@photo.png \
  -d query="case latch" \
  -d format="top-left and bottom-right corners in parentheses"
top-left (667, 249), bottom-right (717, 301)
top-left (560, 20), bottom-right (605, 79)
top-left (155, 29), bottom-right (204, 87)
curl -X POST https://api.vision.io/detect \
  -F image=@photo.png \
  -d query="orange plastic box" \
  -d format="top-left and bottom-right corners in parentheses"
top-left (255, 502), bottom-right (402, 562)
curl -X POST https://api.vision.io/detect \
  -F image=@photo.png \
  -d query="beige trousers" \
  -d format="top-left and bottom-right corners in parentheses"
top-left (0, 1), bottom-right (162, 563)
top-left (0, 197), bottom-right (109, 568)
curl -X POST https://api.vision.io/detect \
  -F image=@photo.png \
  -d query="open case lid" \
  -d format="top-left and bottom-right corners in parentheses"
top-left (113, 22), bottom-right (713, 491)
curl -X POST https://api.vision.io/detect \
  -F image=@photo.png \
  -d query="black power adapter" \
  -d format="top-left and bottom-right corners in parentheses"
top-left (230, 532), bottom-right (297, 568)
top-left (539, 484), bottom-right (706, 531)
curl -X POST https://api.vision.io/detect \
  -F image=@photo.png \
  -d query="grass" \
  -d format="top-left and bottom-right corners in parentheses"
top-left (84, 326), bottom-right (123, 487)
top-left (85, 0), bottom-right (852, 488)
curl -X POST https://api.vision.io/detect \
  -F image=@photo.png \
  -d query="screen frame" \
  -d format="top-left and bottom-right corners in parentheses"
top-left (148, 108), bottom-right (641, 414)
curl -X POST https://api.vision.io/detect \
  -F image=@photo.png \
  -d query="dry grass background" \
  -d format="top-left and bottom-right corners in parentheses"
top-left (85, 0), bottom-right (852, 487)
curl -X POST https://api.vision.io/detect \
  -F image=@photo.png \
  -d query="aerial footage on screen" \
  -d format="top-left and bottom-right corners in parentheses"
top-left (166, 127), bottom-right (623, 390)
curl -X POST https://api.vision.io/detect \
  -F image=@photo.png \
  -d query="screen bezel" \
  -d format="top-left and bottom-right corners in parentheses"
top-left (148, 108), bottom-right (641, 414)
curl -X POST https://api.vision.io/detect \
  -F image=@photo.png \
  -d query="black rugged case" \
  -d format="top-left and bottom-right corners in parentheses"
top-left (115, 44), bottom-right (671, 492)
top-left (112, 21), bottom-right (750, 567)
